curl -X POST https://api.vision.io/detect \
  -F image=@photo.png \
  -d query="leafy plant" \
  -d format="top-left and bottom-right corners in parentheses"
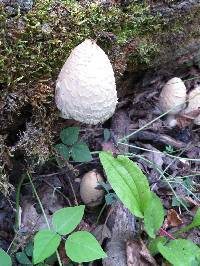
top-left (99, 151), bottom-right (200, 265)
top-left (54, 127), bottom-right (92, 163)
top-left (157, 239), bottom-right (200, 266)
top-left (33, 205), bottom-right (106, 264)
top-left (0, 248), bottom-right (12, 266)
top-left (99, 181), bottom-right (118, 205)
top-left (1, 206), bottom-right (106, 265)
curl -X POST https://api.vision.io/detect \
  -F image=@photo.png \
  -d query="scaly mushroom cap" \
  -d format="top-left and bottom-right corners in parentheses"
top-left (185, 87), bottom-right (200, 125)
top-left (55, 39), bottom-right (117, 125)
top-left (159, 77), bottom-right (186, 115)
top-left (80, 170), bottom-right (104, 207)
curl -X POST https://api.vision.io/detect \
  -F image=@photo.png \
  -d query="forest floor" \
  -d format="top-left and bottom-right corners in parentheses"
top-left (1, 64), bottom-right (200, 265)
top-left (1, 1), bottom-right (200, 266)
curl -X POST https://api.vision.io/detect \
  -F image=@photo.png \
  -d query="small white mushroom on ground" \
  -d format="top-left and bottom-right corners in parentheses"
top-left (80, 170), bottom-right (105, 207)
top-left (55, 39), bottom-right (117, 125)
top-left (159, 77), bottom-right (187, 115)
top-left (184, 86), bottom-right (200, 125)
top-left (159, 77), bottom-right (187, 127)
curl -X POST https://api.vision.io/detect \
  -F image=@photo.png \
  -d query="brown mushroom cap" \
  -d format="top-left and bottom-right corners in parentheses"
top-left (80, 170), bottom-right (105, 207)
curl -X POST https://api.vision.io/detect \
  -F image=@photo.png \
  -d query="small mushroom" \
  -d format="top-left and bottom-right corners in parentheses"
top-left (55, 39), bottom-right (118, 125)
top-left (184, 86), bottom-right (200, 125)
top-left (80, 170), bottom-right (105, 207)
top-left (159, 77), bottom-right (187, 115)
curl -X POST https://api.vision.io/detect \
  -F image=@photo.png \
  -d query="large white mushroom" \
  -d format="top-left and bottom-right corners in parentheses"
top-left (55, 39), bottom-right (117, 125)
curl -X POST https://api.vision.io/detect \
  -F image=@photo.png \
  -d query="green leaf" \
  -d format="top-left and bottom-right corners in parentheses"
top-left (148, 236), bottom-right (167, 256)
top-left (65, 231), bottom-right (107, 263)
top-left (157, 239), bottom-right (200, 266)
top-left (60, 127), bottom-right (79, 145)
top-left (189, 208), bottom-right (200, 228)
top-left (144, 192), bottom-right (164, 238)
top-left (25, 241), bottom-right (34, 257)
top-left (99, 152), bottom-right (151, 218)
top-left (105, 193), bottom-right (117, 205)
top-left (16, 252), bottom-right (32, 265)
top-left (0, 249), bottom-right (12, 266)
top-left (52, 205), bottom-right (85, 235)
top-left (103, 128), bottom-right (110, 142)
top-left (71, 142), bottom-right (92, 162)
top-left (54, 143), bottom-right (70, 160)
top-left (33, 230), bottom-right (61, 264)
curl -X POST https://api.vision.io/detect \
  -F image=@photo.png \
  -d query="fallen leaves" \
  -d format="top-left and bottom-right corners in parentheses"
top-left (126, 239), bottom-right (158, 266)
top-left (163, 209), bottom-right (183, 229)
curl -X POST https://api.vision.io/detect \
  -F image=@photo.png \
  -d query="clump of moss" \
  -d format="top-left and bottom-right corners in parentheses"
top-left (11, 122), bottom-right (51, 166)
top-left (0, 0), bottom-right (162, 87)
top-left (0, 136), bottom-right (14, 195)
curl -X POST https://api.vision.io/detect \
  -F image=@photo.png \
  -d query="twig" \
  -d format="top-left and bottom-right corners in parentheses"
top-left (119, 142), bottom-right (200, 162)
top-left (66, 174), bottom-right (78, 206)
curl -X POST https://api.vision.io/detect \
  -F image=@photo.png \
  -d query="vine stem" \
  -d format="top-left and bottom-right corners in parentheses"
top-left (27, 172), bottom-right (63, 266)
top-left (15, 174), bottom-right (26, 230)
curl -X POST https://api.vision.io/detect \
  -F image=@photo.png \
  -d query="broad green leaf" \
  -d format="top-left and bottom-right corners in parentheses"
top-left (33, 230), bottom-right (61, 264)
top-left (148, 236), bottom-right (167, 256)
top-left (65, 231), bottom-right (107, 263)
top-left (157, 239), bottom-right (200, 266)
top-left (54, 143), bottom-right (70, 160)
top-left (0, 249), bottom-right (12, 266)
top-left (144, 192), bottom-right (164, 238)
top-left (60, 127), bottom-right (79, 145)
top-left (16, 252), bottom-right (32, 264)
top-left (99, 152), bottom-right (151, 218)
top-left (71, 142), bottom-right (92, 162)
top-left (52, 205), bottom-right (85, 235)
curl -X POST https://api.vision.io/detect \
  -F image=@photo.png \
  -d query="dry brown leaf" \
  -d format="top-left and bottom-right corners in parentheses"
top-left (126, 239), bottom-right (158, 266)
top-left (176, 109), bottom-right (200, 128)
top-left (163, 209), bottom-right (183, 229)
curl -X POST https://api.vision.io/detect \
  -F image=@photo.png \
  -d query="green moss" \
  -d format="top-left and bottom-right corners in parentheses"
top-left (0, 0), bottom-right (162, 87)
top-left (1, 0), bottom-right (200, 88)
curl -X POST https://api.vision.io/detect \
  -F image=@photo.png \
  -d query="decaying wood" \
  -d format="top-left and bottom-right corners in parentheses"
top-left (128, 130), bottom-right (188, 149)
top-left (102, 110), bottom-right (136, 266)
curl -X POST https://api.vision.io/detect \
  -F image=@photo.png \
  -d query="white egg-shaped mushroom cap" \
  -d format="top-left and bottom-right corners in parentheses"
top-left (55, 39), bottom-right (117, 125)
top-left (80, 170), bottom-right (104, 207)
top-left (185, 87), bottom-right (200, 125)
top-left (159, 77), bottom-right (186, 115)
